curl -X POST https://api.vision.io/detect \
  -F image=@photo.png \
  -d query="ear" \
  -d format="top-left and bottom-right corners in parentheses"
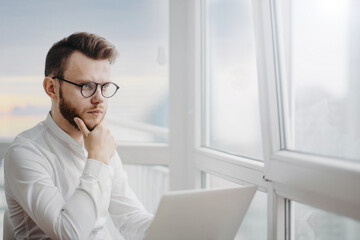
top-left (43, 77), bottom-right (58, 101)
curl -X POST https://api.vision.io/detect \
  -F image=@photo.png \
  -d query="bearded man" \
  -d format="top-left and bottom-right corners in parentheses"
top-left (4, 32), bottom-right (153, 240)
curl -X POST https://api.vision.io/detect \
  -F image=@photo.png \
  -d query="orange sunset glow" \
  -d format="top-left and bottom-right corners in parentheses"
top-left (1, 76), bottom-right (50, 138)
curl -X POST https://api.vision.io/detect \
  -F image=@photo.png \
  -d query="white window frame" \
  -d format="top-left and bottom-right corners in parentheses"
top-left (168, 0), bottom-right (266, 188)
top-left (194, 0), bottom-right (266, 188)
top-left (256, 0), bottom-right (360, 222)
top-left (170, 0), bottom-right (360, 240)
top-left (171, 0), bottom-right (277, 238)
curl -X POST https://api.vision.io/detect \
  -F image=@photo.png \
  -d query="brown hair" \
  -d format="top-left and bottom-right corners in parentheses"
top-left (44, 32), bottom-right (118, 77)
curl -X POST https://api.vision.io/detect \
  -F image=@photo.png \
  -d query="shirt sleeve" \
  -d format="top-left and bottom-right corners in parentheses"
top-left (108, 152), bottom-right (154, 240)
top-left (4, 143), bottom-right (113, 240)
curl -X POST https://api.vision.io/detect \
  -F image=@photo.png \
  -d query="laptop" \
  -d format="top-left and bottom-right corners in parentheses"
top-left (145, 185), bottom-right (257, 240)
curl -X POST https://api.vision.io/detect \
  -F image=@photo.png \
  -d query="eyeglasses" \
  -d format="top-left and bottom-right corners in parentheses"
top-left (52, 76), bottom-right (119, 98)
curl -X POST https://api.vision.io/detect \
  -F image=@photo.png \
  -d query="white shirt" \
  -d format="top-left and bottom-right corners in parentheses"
top-left (4, 114), bottom-right (153, 240)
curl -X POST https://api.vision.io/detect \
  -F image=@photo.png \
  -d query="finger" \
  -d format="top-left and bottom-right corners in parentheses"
top-left (74, 117), bottom-right (90, 136)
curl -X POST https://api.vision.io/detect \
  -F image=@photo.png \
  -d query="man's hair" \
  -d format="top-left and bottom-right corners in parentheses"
top-left (45, 32), bottom-right (118, 77)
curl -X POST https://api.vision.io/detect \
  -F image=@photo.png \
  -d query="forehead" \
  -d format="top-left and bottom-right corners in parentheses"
top-left (63, 51), bottom-right (111, 81)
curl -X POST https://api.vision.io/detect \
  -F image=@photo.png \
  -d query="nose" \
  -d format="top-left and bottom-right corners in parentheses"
top-left (90, 85), bottom-right (105, 104)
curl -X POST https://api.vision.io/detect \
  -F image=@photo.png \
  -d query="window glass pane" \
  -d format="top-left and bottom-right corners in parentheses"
top-left (276, 0), bottom-right (360, 160)
top-left (203, 0), bottom-right (263, 160)
top-left (207, 174), bottom-right (267, 240)
top-left (291, 201), bottom-right (360, 240)
top-left (0, 0), bottom-right (168, 143)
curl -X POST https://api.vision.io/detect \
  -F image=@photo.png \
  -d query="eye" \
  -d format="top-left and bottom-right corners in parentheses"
top-left (102, 83), bottom-right (109, 89)
top-left (82, 82), bottom-right (96, 90)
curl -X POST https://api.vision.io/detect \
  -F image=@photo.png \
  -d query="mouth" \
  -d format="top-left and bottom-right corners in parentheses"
top-left (87, 109), bottom-right (103, 115)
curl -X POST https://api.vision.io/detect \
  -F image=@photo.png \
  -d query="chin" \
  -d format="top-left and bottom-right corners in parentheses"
top-left (85, 121), bottom-right (97, 130)
top-left (85, 124), bottom-right (96, 132)
top-left (84, 119), bottom-right (101, 131)
top-left (82, 111), bottom-right (105, 129)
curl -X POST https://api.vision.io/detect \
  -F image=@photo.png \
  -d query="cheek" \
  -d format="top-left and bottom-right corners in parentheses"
top-left (78, 102), bottom-right (92, 114)
top-left (67, 89), bottom-right (87, 104)
top-left (65, 97), bottom-right (89, 116)
top-left (61, 85), bottom-right (83, 101)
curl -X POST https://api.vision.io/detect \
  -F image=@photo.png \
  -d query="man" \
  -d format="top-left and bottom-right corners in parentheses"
top-left (4, 32), bottom-right (153, 239)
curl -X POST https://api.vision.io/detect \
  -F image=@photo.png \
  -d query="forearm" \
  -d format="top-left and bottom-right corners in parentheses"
top-left (117, 211), bottom-right (154, 240)
top-left (53, 190), bottom-right (98, 239)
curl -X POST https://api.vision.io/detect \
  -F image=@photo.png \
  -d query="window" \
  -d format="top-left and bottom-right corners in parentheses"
top-left (275, 0), bottom-right (360, 161)
top-left (265, 0), bottom-right (360, 220)
top-left (194, 1), bottom-right (268, 238)
top-left (291, 201), bottom-right (360, 240)
top-left (194, 0), bottom-right (360, 239)
top-left (256, 0), bottom-right (360, 236)
top-left (0, 0), bottom-right (169, 143)
top-left (203, 0), bottom-right (263, 160)
top-left (207, 174), bottom-right (267, 240)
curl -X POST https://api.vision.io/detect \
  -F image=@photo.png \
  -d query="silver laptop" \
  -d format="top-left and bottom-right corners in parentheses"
top-left (145, 185), bottom-right (257, 240)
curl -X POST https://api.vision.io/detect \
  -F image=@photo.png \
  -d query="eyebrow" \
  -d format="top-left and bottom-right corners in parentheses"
top-left (75, 79), bottom-right (111, 84)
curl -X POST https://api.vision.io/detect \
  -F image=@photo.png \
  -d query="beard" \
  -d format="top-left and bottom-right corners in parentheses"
top-left (59, 87), bottom-right (103, 131)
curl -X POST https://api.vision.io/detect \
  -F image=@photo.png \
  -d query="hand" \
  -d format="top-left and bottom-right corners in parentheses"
top-left (74, 117), bottom-right (117, 165)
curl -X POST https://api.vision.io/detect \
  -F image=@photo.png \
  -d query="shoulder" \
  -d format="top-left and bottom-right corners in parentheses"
top-left (15, 120), bottom-right (48, 143)
top-left (4, 123), bottom-right (52, 173)
top-left (5, 122), bottom-right (46, 161)
top-left (5, 140), bottom-right (49, 171)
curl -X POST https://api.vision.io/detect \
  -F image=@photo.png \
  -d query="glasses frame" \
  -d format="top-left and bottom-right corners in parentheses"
top-left (52, 76), bottom-right (119, 98)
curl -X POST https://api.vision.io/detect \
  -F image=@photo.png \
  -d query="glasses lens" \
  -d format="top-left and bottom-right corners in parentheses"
top-left (102, 83), bottom-right (119, 98)
top-left (81, 82), bottom-right (97, 97)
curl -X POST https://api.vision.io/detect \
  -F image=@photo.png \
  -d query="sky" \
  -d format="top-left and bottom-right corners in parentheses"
top-left (0, 0), bottom-right (168, 76)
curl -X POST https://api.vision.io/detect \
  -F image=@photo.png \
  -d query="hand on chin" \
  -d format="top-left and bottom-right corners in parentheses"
top-left (83, 116), bottom-right (103, 131)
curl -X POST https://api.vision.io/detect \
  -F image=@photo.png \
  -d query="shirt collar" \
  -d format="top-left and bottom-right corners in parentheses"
top-left (45, 112), bottom-right (84, 152)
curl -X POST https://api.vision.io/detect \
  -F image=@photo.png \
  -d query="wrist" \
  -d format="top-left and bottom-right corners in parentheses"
top-left (88, 153), bottom-right (109, 165)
